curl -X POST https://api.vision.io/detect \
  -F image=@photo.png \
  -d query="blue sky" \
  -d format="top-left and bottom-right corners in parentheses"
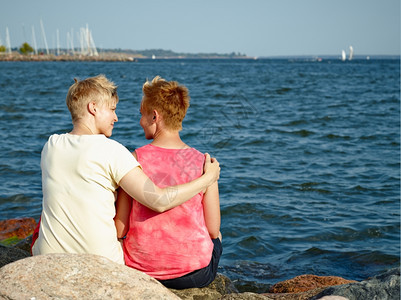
top-left (1, 0), bottom-right (399, 57)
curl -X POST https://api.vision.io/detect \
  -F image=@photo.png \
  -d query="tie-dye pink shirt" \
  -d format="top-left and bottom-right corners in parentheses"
top-left (123, 144), bottom-right (213, 280)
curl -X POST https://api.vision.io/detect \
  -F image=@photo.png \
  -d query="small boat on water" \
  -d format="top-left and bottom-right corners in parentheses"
top-left (341, 46), bottom-right (354, 61)
top-left (341, 50), bottom-right (346, 61)
top-left (348, 46), bottom-right (354, 61)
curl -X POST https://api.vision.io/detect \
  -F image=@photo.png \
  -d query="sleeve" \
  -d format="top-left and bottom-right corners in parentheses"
top-left (111, 142), bottom-right (141, 185)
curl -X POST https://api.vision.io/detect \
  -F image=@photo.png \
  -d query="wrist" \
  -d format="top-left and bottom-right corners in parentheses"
top-left (201, 171), bottom-right (211, 188)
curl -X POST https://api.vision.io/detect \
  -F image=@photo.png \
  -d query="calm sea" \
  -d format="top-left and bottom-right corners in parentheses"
top-left (0, 58), bottom-right (399, 292)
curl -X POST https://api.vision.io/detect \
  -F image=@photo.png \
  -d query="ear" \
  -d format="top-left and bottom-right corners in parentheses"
top-left (152, 110), bottom-right (159, 122)
top-left (88, 102), bottom-right (97, 116)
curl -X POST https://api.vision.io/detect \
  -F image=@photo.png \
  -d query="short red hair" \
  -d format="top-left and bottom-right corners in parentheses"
top-left (142, 76), bottom-right (189, 131)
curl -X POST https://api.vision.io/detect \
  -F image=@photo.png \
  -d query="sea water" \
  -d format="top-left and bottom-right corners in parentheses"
top-left (0, 58), bottom-right (399, 291)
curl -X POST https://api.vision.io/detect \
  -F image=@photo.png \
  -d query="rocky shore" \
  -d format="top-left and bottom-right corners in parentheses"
top-left (0, 218), bottom-right (399, 300)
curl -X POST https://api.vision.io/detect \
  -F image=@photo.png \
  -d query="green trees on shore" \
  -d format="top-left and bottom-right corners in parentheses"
top-left (19, 42), bottom-right (34, 55)
top-left (0, 42), bottom-right (34, 54)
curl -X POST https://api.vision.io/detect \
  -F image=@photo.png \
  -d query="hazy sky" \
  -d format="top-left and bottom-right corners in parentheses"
top-left (1, 0), bottom-right (399, 57)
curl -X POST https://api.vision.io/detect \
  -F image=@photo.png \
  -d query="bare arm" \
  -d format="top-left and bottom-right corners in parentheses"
top-left (119, 153), bottom-right (220, 213)
top-left (114, 151), bottom-right (137, 238)
top-left (203, 181), bottom-right (221, 239)
top-left (114, 188), bottom-right (132, 238)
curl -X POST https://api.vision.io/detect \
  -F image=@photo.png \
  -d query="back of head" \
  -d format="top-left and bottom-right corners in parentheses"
top-left (66, 75), bottom-right (118, 122)
top-left (142, 76), bottom-right (189, 131)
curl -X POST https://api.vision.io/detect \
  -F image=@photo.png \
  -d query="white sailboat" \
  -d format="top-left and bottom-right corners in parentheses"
top-left (341, 50), bottom-right (346, 61)
top-left (348, 46), bottom-right (354, 61)
top-left (78, 24), bottom-right (98, 56)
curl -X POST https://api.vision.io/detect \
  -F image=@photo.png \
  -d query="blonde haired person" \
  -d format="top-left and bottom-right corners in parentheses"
top-left (32, 75), bottom-right (220, 264)
top-left (115, 76), bottom-right (222, 289)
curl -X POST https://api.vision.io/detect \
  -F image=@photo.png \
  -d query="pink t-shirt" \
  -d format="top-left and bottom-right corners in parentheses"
top-left (123, 144), bottom-right (213, 280)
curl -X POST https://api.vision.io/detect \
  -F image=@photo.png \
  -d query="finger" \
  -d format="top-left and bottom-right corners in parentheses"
top-left (210, 157), bottom-right (217, 163)
top-left (204, 153), bottom-right (211, 163)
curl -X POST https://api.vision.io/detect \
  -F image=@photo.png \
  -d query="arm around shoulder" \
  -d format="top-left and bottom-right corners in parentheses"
top-left (119, 154), bottom-right (220, 213)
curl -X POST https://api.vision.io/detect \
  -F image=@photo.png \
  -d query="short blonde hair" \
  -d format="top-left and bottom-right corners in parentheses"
top-left (66, 74), bottom-right (118, 122)
top-left (142, 76), bottom-right (189, 131)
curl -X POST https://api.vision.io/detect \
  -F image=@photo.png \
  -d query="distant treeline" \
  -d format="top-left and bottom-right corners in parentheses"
top-left (101, 48), bottom-right (247, 58)
top-left (3, 46), bottom-right (248, 58)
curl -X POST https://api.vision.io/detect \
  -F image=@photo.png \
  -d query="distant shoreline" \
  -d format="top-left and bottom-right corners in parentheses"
top-left (0, 52), bottom-right (398, 62)
top-left (0, 53), bottom-right (141, 62)
top-left (0, 54), bottom-right (254, 62)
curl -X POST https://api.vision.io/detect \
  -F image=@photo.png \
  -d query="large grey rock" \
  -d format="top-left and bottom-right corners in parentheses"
top-left (0, 244), bottom-right (30, 268)
top-left (311, 267), bottom-right (400, 300)
top-left (0, 253), bottom-right (180, 299)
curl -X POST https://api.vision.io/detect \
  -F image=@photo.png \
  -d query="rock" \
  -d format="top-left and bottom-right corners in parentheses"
top-left (263, 287), bottom-right (327, 300)
top-left (0, 253), bottom-right (180, 299)
top-left (168, 273), bottom-right (337, 300)
top-left (261, 274), bottom-right (356, 300)
top-left (222, 292), bottom-right (273, 299)
top-left (0, 244), bottom-right (30, 268)
top-left (311, 267), bottom-right (400, 300)
top-left (170, 273), bottom-right (240, 299)
top-left (168, 273), bottom-right (275, 299)
top-left (13, 234), bottom-right (33, 253)
top-left (317, 297), bottom-right (349, 300)
top-left (268, 274), bottom-right (356, 293)
top-left (0, 217), bottom-right (37, 240)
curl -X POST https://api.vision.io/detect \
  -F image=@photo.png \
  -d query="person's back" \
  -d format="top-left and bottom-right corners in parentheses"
top-left (33, 134), bottom-right (135, 263)
top-left (32, 76), bottom-right (140, 264)
top-left (124, 144), bottom-right (214, 277)
top-left (116, 76), bottom-right (222, 289)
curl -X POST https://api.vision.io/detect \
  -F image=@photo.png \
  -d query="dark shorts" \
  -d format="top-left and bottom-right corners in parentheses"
top-left (158, 238), bottom-right (223, 290)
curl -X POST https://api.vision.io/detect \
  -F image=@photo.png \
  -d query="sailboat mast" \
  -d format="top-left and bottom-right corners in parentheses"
top-left (86, 24), bottom-right (92, 56)
top-left (56, 29), bottom-right (60, 56)
top-left (89, 29), bottom-right (98, 56)
top-left (40, 19), bottom-right (49, 55)
top-left (5, 27), bottom-right (11, 54)
top-left (70, 28), bottom-right (75, 55)
top-left (79, 28), bottom-right (85, 55)
top-left (31, 26), bottom-right (38, 55)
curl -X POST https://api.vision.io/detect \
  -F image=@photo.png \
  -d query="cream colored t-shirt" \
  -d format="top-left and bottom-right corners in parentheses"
top-left (32, 134), bottom-right (140, 264)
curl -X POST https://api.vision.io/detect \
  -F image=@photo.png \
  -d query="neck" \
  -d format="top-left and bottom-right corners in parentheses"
top-left (70, 121), bottom-right (95, 135)
top-left (151, 129), bottom-right (188, 149)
